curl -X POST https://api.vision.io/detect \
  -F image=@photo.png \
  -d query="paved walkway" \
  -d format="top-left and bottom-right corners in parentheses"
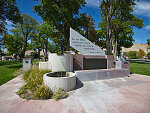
top-left (0, 74), bottom-right (150, 113)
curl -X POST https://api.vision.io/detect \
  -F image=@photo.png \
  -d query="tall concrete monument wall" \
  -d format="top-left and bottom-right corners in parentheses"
top-left (70, 28), bottom-right (105, 56)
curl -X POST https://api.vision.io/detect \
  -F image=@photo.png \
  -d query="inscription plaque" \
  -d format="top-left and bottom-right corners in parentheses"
top-left (70, 28), bottom-right (105, 56)
top-left (83, 58), bottom-right (107, 70)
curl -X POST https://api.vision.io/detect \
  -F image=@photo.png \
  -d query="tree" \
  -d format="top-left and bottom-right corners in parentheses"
top-left (147, 38), bottom-right (150, 49)
top-left (0, 0), bottom-right (21, 35)
top-left (34, 0), bottom-right (86, 51)
top-left (99, 0), bottom-right (115, 55)
top-left (127, 51), bottom-right (137, 59)
top-left (84, 15), bottom-right (98, 43)
top-left (3, 29), bottom-right (24, 59)
top-left (147, 39), bottom-right (150, 45)
top-left (31, 23), bottom-right (55, 61)
top-left (14, 14), bottom-right (38, 58)
top-left (99, 0), bottom-right (143, 57)
top-left (136, 49), bottom-right (146, 59)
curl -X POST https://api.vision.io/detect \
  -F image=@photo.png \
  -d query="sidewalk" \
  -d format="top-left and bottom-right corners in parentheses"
top-left (0, 74), bottom-right (150, 113)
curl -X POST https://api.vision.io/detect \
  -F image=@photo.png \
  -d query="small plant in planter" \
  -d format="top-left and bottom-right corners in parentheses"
top-left (16, 66), bottom-right (69, 101)
top-left (52, 88), bottom-right (69, 101)
top-left (32, 85), bottom-right (53, 100)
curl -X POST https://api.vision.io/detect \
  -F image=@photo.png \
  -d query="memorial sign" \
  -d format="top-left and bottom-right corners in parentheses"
top-left (70, 28), bottom-right (105, 56)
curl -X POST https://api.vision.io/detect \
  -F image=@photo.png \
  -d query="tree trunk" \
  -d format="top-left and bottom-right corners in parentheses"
top-left (106, 0), bottom-right (114, 55)
top-left (38, 48), bottom-right (40, 59)
top-left (114, 39), bottom-right (118, 61)
top-left (44, 38), bottom-right (48, 62)
top-left (22, 39), bottom-right (27, 58)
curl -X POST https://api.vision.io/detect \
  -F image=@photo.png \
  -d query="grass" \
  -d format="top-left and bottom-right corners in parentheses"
top-left (0, 60), bottom-right (22, 85)
top-left (130, 61), bottom-right (150, 76)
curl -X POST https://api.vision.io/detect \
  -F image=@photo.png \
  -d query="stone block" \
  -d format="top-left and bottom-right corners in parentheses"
top-left (23, 58), bottom-right (32, 72)
top-left (39, 62), bottom-right (48, 70)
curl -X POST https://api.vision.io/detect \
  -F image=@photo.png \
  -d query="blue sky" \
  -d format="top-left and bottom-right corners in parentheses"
top-left (7, 0), bottom-right (150, 44)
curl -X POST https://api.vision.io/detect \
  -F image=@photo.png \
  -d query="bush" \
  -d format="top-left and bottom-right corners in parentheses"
top-left (16, 84), bottom-right (28, 95)
top-left (127, 51), bottom-right (137, 59)
top-left (32, 85), bottom-right (53, 100)
top-left (16, 84), bottom-right (31, 100)
top-left (147, 53), bottom-right (150, 59)
top-left (23, 66), bottom-right (50, 92)
top-left (16, 67), bottom-right (51, 100)
top-left (52, 88), bottom-right (69, 101)
top-left (136, 49), bottom-right (146, 59)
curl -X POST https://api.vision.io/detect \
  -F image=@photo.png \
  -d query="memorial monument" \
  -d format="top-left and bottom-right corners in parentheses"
top-left (70, 28), bottom-right (113, 71)
top-left (39, 28), bottom-right (130, 83)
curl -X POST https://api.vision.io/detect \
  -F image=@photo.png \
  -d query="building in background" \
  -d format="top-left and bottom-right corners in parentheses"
top-left (122, 44), bottom-right (150, 54)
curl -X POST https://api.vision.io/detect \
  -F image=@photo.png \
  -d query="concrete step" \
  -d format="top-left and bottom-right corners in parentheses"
top-left (75, 68), bottom-right (129, 82)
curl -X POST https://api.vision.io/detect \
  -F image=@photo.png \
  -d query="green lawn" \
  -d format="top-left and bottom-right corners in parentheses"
top-left (0, 61), bottom-right (22, 85)
top-left (130, 61), bottom-right (150, 76)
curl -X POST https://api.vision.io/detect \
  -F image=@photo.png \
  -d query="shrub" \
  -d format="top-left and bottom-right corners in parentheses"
top-left (127, 51), bottom-right (138, 59)
top-left (136, 49), bottom-right (146, 59)
top-left (52, 88), bottom-right (69, 101)
top-left (23, 66), bottom-right (50, 92)
top-left (32, 85), bottom-right (53, 100)
top-left (147, 53), bottom-right (150, 59)
top-left (16, 84), bottom-right (31, 100)
top-left (16, 84), bottom-right (28, 95)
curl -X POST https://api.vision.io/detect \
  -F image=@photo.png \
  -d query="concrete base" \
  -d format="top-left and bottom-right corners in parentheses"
top-left (116, 61), bottom-right (130, 74)
top-left (23, 58), bottom-right (32, 72)
top-left (43, 72), bottom-right (76, 92)
top-left (48, 53), bottom-right (73, 72)
top-left (39, 62), bottom-right (48, 70)
top-left (73, 55), bottom-right (114, 71)
top-left (75, 68), bottom-right (129, 82)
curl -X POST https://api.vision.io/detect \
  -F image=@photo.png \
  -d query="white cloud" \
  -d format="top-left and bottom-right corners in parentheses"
top-left (85, 0), bottom-right (100, 8)
top-left (134, 1), bottom-right (150, 18)
top-left (145, 25), bottom-right (150, 30)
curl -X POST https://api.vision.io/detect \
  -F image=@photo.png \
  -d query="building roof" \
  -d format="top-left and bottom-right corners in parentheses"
top-left (122, 43), bottom-right (150, 54)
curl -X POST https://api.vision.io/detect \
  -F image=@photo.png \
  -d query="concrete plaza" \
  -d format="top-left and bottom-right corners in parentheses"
top-left (0, 74), bottom-right (150, 113)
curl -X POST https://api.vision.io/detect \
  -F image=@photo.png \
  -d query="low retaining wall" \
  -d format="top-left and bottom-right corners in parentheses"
top-left (75, 68), bottom-right (129, 82)
top-left (39, 62), bottom-right (48, 70)
top-left (43, 72), bottom-right (76, 92)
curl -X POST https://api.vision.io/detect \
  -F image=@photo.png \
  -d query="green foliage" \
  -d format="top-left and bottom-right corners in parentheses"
top-left (16, 67), bottom-right (51, 100)
top-left (23, 66), bottom-right (50, 92)
top-left (17, 66), bottom-right (70, 101)
top-left (52, 88), bottom-right (69, 101)
top-left (147, 39), bottom-right (150, 50)
top-left (99, 0), bottom-right (143, 55)
top-left (32, 85), bottom-right (53, 100)
top-left (136, 49), bottom-right (146, 59)
top-left (30, 52), bottom-right (38, 59)
top-left (127, 51), bottom-right (138, 59)
top-left (3, 32), bottom-right (24, 59)
top-left (31, 23), bottom-right (54, 61)
top-left (15, 14), bottom-right (38, 58)
top-left (0, 0), bottom-right (21, 35)
top-left (147, 53), bottom-right (150, 59)
top-left (34, 0), bottom-right (86, 50)
top-left (16, 84), bottom-right (28, 95)
top-left (147, 39), bottom-right (150, 45)
top-left (32, 60), bottom-right (44, 66)
top-left (16, 84), bottom-right (32, 100)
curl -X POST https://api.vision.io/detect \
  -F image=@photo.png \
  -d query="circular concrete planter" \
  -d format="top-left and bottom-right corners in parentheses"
top-left (43, 72), bottom-right (76, 92)
top-left (48, 53), bottom-right (73, 72)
